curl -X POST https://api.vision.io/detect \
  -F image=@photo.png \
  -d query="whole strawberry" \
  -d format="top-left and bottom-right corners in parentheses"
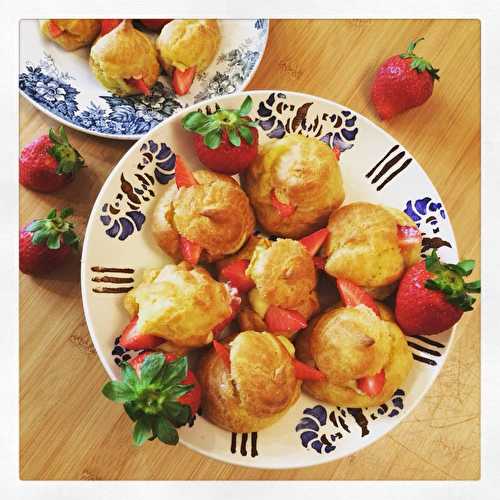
top-left (19, 207), bottom-right (79, 275)
top-left (395, 250), bottom-right (480, 336)
top-left (371, 38), bottom-right (440, 120)
top-left (20, 127), bottom-right (85, 192)
top-left (182, 96), bottom-right (259, 175)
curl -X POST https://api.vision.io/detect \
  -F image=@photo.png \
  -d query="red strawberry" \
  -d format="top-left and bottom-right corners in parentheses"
top-left (100, 19), bottom-right (121, 36)
top-left (299, 228), bottom-right (329, 256)
top-left (371, 38), bottom-right (440, 120)
top-left (139, 19), bottom-right (172, 32)
top-left (313, 256), bottom-right (326, 270)
top-left (129, 351), bottom-right (201, 415)
top-left (179, 236), bottom-right (202, 266)
top-left (270, 190), bottom-right (295, 218)
top-left (172, 66), bottom-right (196, 96)
top-left (292, 359), bottom-right (326, 381)
top-left (213, 340), bottom-right (231, 369)
top-left (395, 250), bottom-right (480, 336)
top-left (336, 278), bottom-right (380, 317)
top-left (102, 351), bottom-right (199, 446)
top-left (264, 305), bottom-right (307, 335)
top-left (212, 291), bottom-right (242, 336)
top-left (397, 224), bottom-right (422, 247)
top-left (48, 20), bottom-right (64, 37)
top-left (218, 259), bottom-right (255, 293)
top-left (356, 370), bottom-right (385, 397)
top-left (175, 156), bottom-right (197, 188)
top-left (119, 315), bottom-right (165, 350)
top-left (182, 96), bottom-right (259, 175)
top-left (19, 207), bottom-right (79, 275)
top-left (124, 77), bottom-right (150, 96)
top-left (20, 127), bottom-right (85, 192)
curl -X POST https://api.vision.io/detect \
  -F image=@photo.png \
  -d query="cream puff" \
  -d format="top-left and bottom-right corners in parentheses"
top-left (152, 158), bottom-right (255, 264)
top-left (89, 20), bottom-right (160, 96)
top-left (295, 301), bottom-right (413, 407)
top-left (121, 262), bottom-right (237, 350)
top-left (241, 134), bottom-right (345, 239)
top-left (321, 202), bottom-right (422, 298)
top-left (156, 19), bottom-right (220, 73)
top-left (39, 19), bottom-right (101, 51)
top-left (197, 331), bottom-right (301, 432)
top-left (217, 231), bottom-right (326, 338)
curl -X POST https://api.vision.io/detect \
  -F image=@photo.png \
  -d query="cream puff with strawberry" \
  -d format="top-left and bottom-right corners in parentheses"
top-left (241, 134), bottom-right (345, 239)
top-left (198, 331), bottom-right (323, 432)
top-left (295, 280), bottom-right (413, 407)
top-left (321, 202), bottom-right (422, 299)
top-left (89, 20), bottom-right (160, 96)
top-left (40, 19), bottom-right (101, 51)
top-left (120, 262), bottom-right (240, 353)
top-left (156, 19), bottom-right (221, 95)
top-left (217, 229), bottom-right (329, 338)
top-left (152, 157), bottom-right (255, 264)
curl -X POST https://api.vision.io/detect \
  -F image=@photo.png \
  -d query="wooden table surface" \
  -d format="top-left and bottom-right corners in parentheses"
top-left (19, 19), bottom-right (480, 480)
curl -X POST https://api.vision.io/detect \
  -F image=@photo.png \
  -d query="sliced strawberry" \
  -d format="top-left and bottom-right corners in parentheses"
top-left (292, 359), bottom-right (326, 381)
top-left (48, 20), bottom-right (64, 37)
top-left (213, 340), bottom-right (231, 370)
top-left (124, 77), bottom-right (150, 96)
top-left (356, 370), bottom-right (385, 397)
top-left (119, 315), bottom-right (165, 350)
top-left (397, 224), bottom-right (422, 248)
top-left (332, 146), bottom-right (341, 160)
top-left (213, 292), bottom-right (242, 336)
top-left (270, 190), bottom-right (295, 218)
top-left (299, 228), bottom-right (329, 256)
top-left (175, 156), bottom-right (198, 188)
top-left (218, 259), bottom-right (255, 293)
top-left (179, 236), bottom-right (202, 266)
top-left (265, 305), bottom-right (307, 335)
top-left (100, 19), bottom-right (121, 36)
top-left (313, 256), bottom-right (326, 270)
top-left (337, 278), bottom-right (380, 317)
top-left (172, 66), bottom-right (196, 96)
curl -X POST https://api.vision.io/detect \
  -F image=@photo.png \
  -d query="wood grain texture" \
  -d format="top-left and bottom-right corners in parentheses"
top-left (19, 19), bottom-right (480, 480)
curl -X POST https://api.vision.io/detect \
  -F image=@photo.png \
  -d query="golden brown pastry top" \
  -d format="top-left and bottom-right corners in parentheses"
top-left (322, 202), bottom-right (421, 288)
top-left (241, 134), bottom-right (345, 238)
top-left (89, 20), bottom-right (160, 93)
top-left (156, 19), bottom-right (221, 72)
top-left (40, 19), bottom-right (101, 50)
top-left (123, 262), bottom-right (232, 348)
top-left (152, 170), bottom-right (255, 262)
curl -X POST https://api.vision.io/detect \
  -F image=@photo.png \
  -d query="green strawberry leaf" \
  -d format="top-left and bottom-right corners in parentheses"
top-left (165, 383), bottom-right (194, 402)
top-left (133, 417), bottom-right (153, 446)
top-left (31, 228), bottom-right (50, 246)
top-left (138, 352), bottom-right (165, 386)
top-left (228, 128), bottom-right (241, 147)
top-left (455, 259), bottom-right (475, 276)
top-left (464, 280), bottom-right (481, 293)
top-left (238, 96), bottom-right (253, 116)
top-left (124, 401), bottom-right (141, 422)
top-left (204, 129), bottom-right (221, 149)
top-left (47, 208), bottom-right (57, 219)
top-left (121, 361), bottom-right (139, 387)
top-left (102, 381), bottom-right (136, 402)
top-left (182, 111), bottom-right (209, 131)
top-left (25, 220), bottom-right (46, 233)
top-left (46, 231), bottom-right (61, 250)
top-left (153, 416), bottom-right (179, 445)
top-left (163, 401), bottom-right (191, 427)
top-left (158, 356), bottom-right (189, 387)
top-left (238, 125), bottom-right (254, 145)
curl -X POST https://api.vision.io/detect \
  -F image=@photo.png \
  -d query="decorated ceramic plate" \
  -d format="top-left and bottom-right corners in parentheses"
top-left (18, 19), bottom-right (269, 140)
top-left (81, 90), bottom-right (458, 468)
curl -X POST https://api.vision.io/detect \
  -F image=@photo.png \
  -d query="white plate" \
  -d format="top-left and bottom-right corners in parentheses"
top-left (19, 19), bottom-right (269, 140)
top-left (81, 90), bottom-right (458, 468)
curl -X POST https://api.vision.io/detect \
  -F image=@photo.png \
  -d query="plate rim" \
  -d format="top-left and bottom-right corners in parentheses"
top-left (81, 89), bottom-right (459, 469)
top-left (19, 19), bottom-right (270, 141)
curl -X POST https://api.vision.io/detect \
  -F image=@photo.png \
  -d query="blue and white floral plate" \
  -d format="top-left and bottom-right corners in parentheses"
top-left (19, 19), bottom-right (269, 140)
top-left (81, 90), bottom-right (458, 468)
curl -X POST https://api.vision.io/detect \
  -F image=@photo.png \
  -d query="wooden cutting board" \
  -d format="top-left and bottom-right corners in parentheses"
top-left (19, 19), bottom-right (480, 480)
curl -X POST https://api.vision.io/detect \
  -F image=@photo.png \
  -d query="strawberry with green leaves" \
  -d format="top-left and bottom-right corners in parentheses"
top-left (102, 352), bottom-right (201, 446)
top-left (19, 207), bottom-right (79, 275)
top-left (20, 127), bottom-right (86, 193)
top-left (182, 96), bottom-right (259, 175)
top-left (395, 250), bottom-right (480, 336)
top-left (371, 38), bottom-right (440, 120)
